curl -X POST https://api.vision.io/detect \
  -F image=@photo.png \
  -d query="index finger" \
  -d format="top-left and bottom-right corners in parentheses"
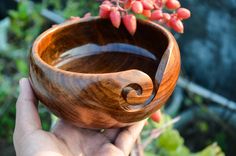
top-left (115, 120), bottom-right (145, 156)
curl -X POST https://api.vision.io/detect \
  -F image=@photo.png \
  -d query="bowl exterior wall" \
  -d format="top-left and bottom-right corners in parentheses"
top-left (29, 19), bottom-right (180, 128)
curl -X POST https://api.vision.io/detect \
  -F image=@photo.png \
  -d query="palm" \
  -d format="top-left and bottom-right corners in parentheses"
top-left (50, 120), bottom-right (124, 156)
top-left (14, 78), bottom-right (145, 156)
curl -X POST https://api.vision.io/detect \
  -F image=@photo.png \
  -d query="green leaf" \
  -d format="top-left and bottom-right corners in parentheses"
top-left (18, 1), bottom-right (30, 20)
top-left (168, 146), bottom-right (190, 156)
top-left (16, 59), bottom-right (28, 75)
top-left (8, 10), bottom-right (19, 19)
top-left (157, 129), bottom-right (184, 151)
top-left (193, 143), bottom-right (225, 156)
top-left (144, 151), bottom-right (159, 156)
top-left (0, 18), bottom-right (10, 51)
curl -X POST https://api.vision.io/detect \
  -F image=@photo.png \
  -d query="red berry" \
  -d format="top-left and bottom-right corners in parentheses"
top-left (124, 0), bottom-right (132, 9)
top-left (102, 0), bottom-right (112, 6)
top-left (110, 9), bottom-right (121, 28)
top-left (123, 14), bottom-right (137, 35)
top-left (142, 9), bottom-right (152, 18)
top-left (99, 10), bottom-right (109, 18)
top-left (132, 1), bottom-right (144, 14)
top-left (150, 10), bottom-right (163, 20)
top-left (161, 0), bottom-right (167, 4)
top-left (165, 0), bottom-right (181, 10)
top-left (100, 4), bottom-right (111, 12)
top-left (99, 4), bottom-right (111, 18)
top-left (141, 0), bottom-right (154, 10)
top-left (162, 13), bottom-right (171, 22)
top-left (150, 111), bottom-right (161, 123)
top-left (169, 17), bottom-right (184, 33)
top-left (177, 8), bottom-right (191, 20)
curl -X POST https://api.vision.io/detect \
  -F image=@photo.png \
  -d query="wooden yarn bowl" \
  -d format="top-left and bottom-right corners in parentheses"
top-left (29, 17), bottom-right (180, 129)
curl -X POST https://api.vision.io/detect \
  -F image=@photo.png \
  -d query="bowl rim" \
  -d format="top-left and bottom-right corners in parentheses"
top-left (31, 16), bottom-right (174, 77)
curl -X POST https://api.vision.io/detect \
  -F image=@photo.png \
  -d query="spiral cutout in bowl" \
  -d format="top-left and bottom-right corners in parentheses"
top-left (120, 77), bottom-right (157, 111)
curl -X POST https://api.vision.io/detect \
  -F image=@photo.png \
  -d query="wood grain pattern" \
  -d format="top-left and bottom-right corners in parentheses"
top-left (29, 17), bottom-right (180, 129)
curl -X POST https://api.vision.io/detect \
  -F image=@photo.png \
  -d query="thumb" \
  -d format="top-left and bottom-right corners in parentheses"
top-left (15, 78), bottom-right (42, 136)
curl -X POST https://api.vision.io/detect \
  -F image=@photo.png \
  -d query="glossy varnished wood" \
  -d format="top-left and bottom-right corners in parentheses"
top-left (29, 17), bottom-right (180, 128)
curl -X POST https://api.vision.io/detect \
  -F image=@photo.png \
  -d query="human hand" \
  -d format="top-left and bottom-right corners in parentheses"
top-left (13, 78), bottom-right (145, 156)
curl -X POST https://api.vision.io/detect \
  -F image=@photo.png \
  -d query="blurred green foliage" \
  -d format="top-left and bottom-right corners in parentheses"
top-left (42, 0), bottom-right (99, 18)
top-left (8, 1), bottom-right (44, 46)
top-left (143, 115), bottom-right (225, 156)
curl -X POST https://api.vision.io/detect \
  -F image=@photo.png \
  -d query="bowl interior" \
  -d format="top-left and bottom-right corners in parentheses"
top-left (37, 18), bottom-right (169, 80)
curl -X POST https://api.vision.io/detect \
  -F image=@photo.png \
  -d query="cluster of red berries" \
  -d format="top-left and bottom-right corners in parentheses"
top-left (99, 0), bottom-right (191, 35)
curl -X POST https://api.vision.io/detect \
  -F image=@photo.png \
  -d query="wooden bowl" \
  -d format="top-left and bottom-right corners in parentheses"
top-left (29, 17), bottom-right (180, 128)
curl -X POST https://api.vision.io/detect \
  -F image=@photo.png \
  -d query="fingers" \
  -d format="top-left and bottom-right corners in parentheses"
top-left (15, 78), bottom-right (42, 136)
top-left (115, 120), bottom-right (145, 156)
top-left (95, 144), bottom-right (125, 156)
top-left (103, 128), bottom-right (121, 143)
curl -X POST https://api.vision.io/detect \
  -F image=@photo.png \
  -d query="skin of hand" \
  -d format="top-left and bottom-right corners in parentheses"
top-left (13, 78), bottom-right (145, 156)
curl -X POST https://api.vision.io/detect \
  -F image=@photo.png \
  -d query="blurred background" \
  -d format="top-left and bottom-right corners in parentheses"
top-left (0, 0), bottom-right (235, 155)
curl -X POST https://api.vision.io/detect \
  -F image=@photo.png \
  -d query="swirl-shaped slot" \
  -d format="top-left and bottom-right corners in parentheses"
top-left (121, 80), bottom-right (157, 111)
top-left (119, 48), bottom-right (172, 111)
top-left (122, 83), bottom-right (143, 104)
